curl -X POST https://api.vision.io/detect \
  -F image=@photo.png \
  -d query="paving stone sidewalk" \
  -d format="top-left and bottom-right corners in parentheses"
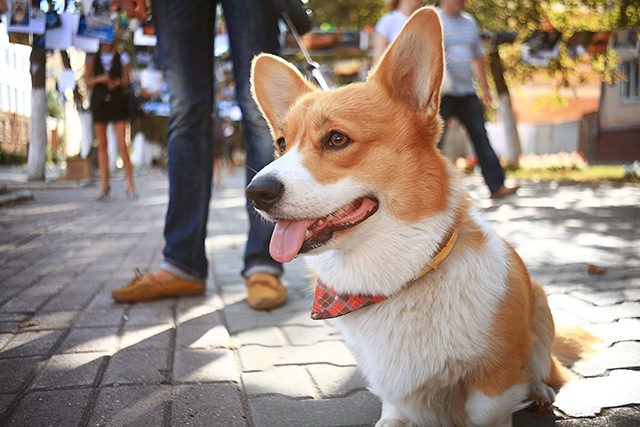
top-left (0, 165), bottom-right (638, 426)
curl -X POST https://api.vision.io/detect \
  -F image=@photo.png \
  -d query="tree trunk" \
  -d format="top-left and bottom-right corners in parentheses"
top-left (488, 49), bottom-right (522, 164)
top-left (27, 41), bottom-right (47, 181)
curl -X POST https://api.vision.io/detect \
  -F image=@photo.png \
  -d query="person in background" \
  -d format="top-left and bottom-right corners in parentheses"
top-left (111, 0), bottom-right (287, 310)
top-left (437, 0), bottom-right (518, 199)
top-left (374, 0), bottom-right (517, 199)
top-left (372, 0), bottom-right (423, 65)
top-left (85, 39), bottom-right (137, 201)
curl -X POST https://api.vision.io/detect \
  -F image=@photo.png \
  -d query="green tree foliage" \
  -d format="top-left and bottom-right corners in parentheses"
top-left (445, 0), bottom-right (638, 89)
top-left (307, 0), bottom-right (387, 29)
top-left (46, 90), bottom-right (65, 119)
top-left (310, 0), bottom-right (637, 90)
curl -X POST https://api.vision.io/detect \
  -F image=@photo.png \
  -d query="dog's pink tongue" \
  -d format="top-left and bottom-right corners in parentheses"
top-left (270, 219), bottom-right (316, 263)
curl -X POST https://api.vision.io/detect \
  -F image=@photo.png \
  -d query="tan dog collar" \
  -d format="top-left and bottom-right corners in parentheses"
top-left (311, 228), bottom-right (459, 320)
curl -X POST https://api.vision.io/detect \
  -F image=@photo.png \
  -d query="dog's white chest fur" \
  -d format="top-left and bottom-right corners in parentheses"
top-left (307, 213), bottom-right (509, 409)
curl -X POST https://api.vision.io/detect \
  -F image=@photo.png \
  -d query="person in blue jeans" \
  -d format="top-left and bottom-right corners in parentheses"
top-left (112, 0), bottom-right (287, 310)
top-left (437, 0), bottom-right (518, 199)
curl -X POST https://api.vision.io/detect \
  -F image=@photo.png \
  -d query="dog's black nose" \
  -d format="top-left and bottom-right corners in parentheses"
top-left (246, 176), bottom-right (284, 212)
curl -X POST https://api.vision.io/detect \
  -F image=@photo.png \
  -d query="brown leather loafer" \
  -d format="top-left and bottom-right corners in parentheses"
top-left (112, 269), bottom-right (205, 303)
top-left (246, 273), bottom-right (287, 310)
top-left (490, 185), bottom-right (520, 200)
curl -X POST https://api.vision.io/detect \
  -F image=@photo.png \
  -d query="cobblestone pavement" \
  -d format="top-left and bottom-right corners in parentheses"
top-left (0, 165), bottom-right (638, 426)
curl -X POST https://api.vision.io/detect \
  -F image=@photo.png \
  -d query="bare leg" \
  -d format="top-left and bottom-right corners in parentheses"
top-left (114, 120), bottom-right (136, 196)
top-left (94, 121), bottom-right (110, 196)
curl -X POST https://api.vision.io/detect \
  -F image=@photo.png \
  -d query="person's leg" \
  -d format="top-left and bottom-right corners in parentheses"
top-left (223, 0), bottom-right (282, 277)
top-left (223, 0), bottom-right (286, 309)
top-left (154, 0), bottom-right (216, 281)
top-left (94, 121), bottom-right (110, 197)
top-left (113, 120), bottom-right (136, 196)
top-left (437, 95), bottom-right (455, 150)
top-left (112, 0), bottom-right (214, 303)
top-left (457, 95), bottom-right (505, 194)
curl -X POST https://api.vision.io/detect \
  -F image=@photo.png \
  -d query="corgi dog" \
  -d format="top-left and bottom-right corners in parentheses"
top-left (246, 7), bottom-right (590, 427)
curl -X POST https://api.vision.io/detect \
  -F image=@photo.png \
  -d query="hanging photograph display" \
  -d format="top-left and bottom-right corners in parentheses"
top-left (7, 0), bottom-right (46, 34)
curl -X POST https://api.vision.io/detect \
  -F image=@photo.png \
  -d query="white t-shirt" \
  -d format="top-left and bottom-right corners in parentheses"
top-left (374, 10), bottom-right (411, 43)
top-left (436, 8), bottom-right (484, 96)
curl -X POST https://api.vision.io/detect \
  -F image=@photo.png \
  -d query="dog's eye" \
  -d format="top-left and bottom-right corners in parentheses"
top-left (276, 137), bottom-right (286, 155)
top-left (326, 131), bottom-right (352, 149)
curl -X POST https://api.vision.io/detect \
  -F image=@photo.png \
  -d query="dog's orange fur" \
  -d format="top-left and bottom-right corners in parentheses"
top-left (470, 250), bottom-right (533, 397)
top-left (256, 76), bottom-right (451, 222)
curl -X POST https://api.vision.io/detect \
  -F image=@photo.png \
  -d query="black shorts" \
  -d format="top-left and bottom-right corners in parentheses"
top-left (92, 93), bottom-right (129, 123)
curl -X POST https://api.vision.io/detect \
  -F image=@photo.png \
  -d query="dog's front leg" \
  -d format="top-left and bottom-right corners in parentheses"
top-left (375, 401), bottom-right (414, 427)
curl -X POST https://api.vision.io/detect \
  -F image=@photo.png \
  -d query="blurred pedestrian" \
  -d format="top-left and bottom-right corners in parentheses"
top-left (111, 0), bottom-right (287, 310)
top-left (85, 39), bottom-right (137, 201)
top-left (372, 0), bottom-right (423, 65)
top-left (437, 0), bottom-right (518, 199)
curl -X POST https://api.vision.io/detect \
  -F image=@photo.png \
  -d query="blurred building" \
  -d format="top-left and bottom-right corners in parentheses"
top-left (0, 23), bottom-right (31, 155)
top-left (596, 28), bottom-right (640, 161)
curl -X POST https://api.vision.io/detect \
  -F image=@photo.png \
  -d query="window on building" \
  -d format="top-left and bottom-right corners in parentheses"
top-left (620, 59), bottom-right (640, 104)
top-left (613, 28), bottom-right (638, 49)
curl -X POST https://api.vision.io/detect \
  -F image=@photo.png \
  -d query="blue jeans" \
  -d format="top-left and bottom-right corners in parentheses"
top-left (439, 94), bottom-right (505, 194)
top-left (152, 0), bottom-right (282, 281)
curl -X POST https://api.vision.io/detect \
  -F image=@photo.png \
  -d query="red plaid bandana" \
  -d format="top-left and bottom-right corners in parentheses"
top-left (311, 228), bottom-right (459, 320)
top-left (311, 281), bottom-right (386, 320)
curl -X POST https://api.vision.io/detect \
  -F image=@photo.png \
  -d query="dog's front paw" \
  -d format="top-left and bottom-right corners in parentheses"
top-left (375, 419), bottom-right (412, 427)
top-left (377, 400), bottom-right (414, 427)
top-left (375, 400), bottom-right (413, 427)
top-left (529, 381), bottom-right (556, 407)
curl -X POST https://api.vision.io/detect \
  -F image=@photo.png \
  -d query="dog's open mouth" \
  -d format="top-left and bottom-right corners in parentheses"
top-left (269, 197), bottom-right (379, 263)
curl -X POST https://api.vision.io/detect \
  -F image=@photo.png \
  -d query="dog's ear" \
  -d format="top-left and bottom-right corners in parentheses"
top-left (368, 7), bottom-right (444, 117)
top-left (251, 54), bottom-right (316, 133)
